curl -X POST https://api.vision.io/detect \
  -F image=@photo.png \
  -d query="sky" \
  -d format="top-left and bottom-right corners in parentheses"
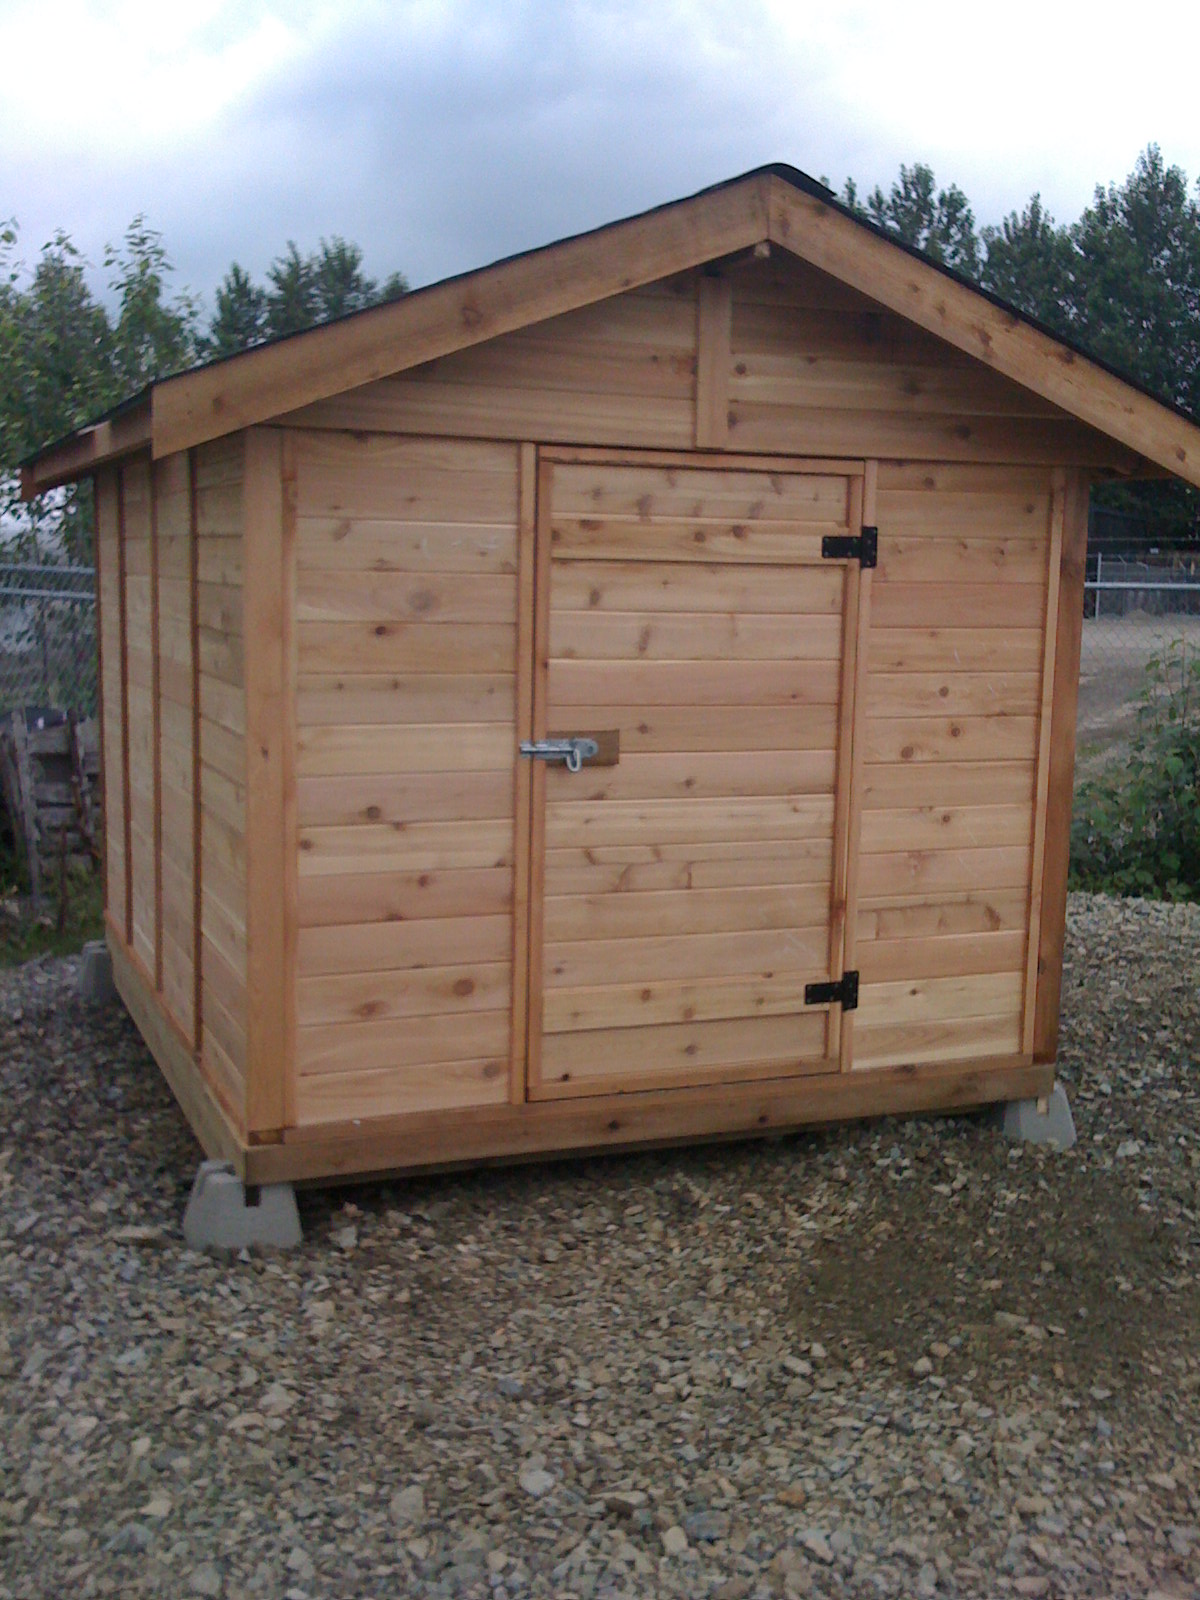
top-left (3, 0), bottom-right (1200, 313)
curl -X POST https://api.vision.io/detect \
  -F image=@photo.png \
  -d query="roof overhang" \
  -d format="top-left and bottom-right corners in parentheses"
top-left (22, 393), bottom-right (151, 496)
top-left (21, 167), bottom-right (1200, 496)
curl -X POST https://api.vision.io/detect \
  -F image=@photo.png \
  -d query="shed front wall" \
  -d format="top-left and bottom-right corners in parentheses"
top-left (279, 437), bottom-right (1067, 1142)
top-left (98, 247), bottom-right (1096, 1178)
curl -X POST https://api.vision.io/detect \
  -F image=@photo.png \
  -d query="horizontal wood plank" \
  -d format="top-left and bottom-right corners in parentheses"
top-left (297, 1009), bottom-right (511, 1075)
top-left (539, 1012), bottom-right (830, 1090)
top-left (298, 961), bottom-right (511, 1026)
top-left (550, 659), bottom-right (842, 707)
top-left (297, 867), bottom-right (513, 930)
top-left (297, 673), bottom-right (515, 726)
top-left (551, 558), bottom-right (845, 613)
top-left (545, 881), bottom-right (832, 942)
top-left (857, 838), bottom-right (1036, 902)
top-left (299, 911), bottom-right (512, 975)
top-left (299, 621), bottom-right (516, 674)
top-left (298, 768), bottom-right (513, 827)
top-left (544, 749), bottom-right (837, 804)
top-left (864, 715), bottom-right (1039, 766)
top-left (547, 925), bottom-right (829, 988)
top-left (296, 569), bottom-right (517, 624)
top-left (297, 722), bottom-right (514, 776)
top-left (545, 793), bottom-right (835, 849)
top-left (298, 817), bottom-right (514, 876)
top-left (868, 626), bottom-right (1044, 674)
top-left (550, 609), bottom-right (843, 661)
top-left (297, 518), bottom-right (516, 574)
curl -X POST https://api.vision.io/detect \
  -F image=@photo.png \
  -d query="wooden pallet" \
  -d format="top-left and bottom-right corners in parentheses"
top-left (0, 710), bottom-right (100, 905)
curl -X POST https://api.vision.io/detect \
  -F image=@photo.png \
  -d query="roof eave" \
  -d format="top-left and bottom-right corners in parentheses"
top-left (20, 394), bottom-right (152, 498)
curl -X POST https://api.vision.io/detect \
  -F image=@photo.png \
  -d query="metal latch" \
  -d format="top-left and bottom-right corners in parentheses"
top-left (804, 971), bottom-right (860, 1011)
top-left (519, 736), bottom-right (599, 773)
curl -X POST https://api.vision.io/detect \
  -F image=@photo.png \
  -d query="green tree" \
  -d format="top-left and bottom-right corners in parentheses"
top-left (264, 240), bottom-right (319, 338)
top-left (1068, 147), bottom-right (1200, 420)
top-left (260, 236), bottom-right (407, 339)
top-left (1065, 148), bottom-right (1200, 540)
top-left (202, 262), bottom-right (268, 359)
top-left (0, 231), bottom-right (111, 560)
top-left (104, 217), bottom-right (197, 397)
top-left (0, 219), bottom-right (194, 561)
top-left (980, 195), bottom-right (1075, 333)
top-left (863, 162), bottom-right (981, 276)
top-left (310, 236), bottom-right (378, 320)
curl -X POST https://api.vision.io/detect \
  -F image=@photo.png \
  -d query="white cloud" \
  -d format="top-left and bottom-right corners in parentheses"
top-left (1, 0), bottom-right (1198, 308)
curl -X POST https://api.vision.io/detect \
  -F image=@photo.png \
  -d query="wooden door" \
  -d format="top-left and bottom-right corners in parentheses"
top-left (523, 455), bottom-right (865, 1100)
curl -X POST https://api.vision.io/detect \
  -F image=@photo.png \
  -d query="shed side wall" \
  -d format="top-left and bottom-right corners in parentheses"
top-left (97, 445), bottom-right (248, 1134)
top-left (290, 432), bottom-right (522, 1126)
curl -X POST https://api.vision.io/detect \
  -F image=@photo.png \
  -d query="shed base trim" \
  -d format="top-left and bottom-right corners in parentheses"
top-left (244, 1056), bottom-right (1053, 1186)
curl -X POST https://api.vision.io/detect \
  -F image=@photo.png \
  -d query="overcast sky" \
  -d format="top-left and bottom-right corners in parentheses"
top-left (4, 0), bottom-right (1200, 312)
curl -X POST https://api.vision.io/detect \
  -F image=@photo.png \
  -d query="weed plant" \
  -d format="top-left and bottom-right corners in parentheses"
top-left (1071, 639), bottom-right (1200, 900)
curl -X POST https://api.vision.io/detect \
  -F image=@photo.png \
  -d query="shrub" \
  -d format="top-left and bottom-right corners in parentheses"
top-left (1070, 639), bottom-right (1200, 900)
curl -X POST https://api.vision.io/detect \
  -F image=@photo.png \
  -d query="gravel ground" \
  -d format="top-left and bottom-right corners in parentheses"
top-left (2, 892), bottom-right (1199, 1600)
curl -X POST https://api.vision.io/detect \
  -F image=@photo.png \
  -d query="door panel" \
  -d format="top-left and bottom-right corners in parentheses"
top-left (525, 458), bottom-right (864, 1100)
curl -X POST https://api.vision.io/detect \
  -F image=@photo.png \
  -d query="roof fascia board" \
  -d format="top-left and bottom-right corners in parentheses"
top-left (765, 176), bottom-right (1200, 489)
top-left (150, 175), bottom-right (774, 461)
top-left (20, 397), bottom-right (152, 498)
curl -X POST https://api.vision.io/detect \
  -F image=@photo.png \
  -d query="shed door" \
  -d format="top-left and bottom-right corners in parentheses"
top-left (523, 457), bottom-right (864, 1101)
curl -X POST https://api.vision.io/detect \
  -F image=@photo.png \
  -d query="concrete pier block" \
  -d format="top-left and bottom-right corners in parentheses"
top-left (183, 1159), bottom-right (302, 1250)
top-left (997, 1084), bottom-right (1077, 1150)
top-left (78, 939), bottom-right (115, 1005)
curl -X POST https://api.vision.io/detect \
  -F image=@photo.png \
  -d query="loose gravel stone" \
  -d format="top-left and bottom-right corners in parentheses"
top-left (188, 1563), bottom-right (222, 1597)
top-left (1, 893), bottom-right (1199, 1599)
top-left (389, 1485), bottom-right (425, 1525)
top-left (517, 1465), bottom-right (555, 1498)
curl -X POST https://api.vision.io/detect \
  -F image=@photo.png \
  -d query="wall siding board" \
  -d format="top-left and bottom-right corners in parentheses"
top-left (121, 458), bottom-right (157, 976)
top-left (154, 455), bottom-right (196, 1043)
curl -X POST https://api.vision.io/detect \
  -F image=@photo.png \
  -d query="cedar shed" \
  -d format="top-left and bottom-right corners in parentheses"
top-left (25, 165), bottom-right (1200, 1197)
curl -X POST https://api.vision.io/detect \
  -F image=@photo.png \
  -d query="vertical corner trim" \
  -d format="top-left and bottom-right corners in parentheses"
top-left (242, 429), bottom-right (290, 1134)
top-left (1031, 469), bottom-right (1090, 1062)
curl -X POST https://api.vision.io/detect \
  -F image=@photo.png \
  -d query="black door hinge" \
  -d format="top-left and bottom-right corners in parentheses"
top-left (821, 526), bottom-right (877, 568)
top-left (804, 970), bottom-right (860, 1011)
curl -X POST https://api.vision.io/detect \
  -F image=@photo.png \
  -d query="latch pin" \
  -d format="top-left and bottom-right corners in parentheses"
top-left (519, 737), bottom-right (600, 774)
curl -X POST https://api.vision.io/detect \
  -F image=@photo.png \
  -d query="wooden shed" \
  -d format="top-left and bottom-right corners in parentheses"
top-left (24, 165), bottom-right (1200, 1191)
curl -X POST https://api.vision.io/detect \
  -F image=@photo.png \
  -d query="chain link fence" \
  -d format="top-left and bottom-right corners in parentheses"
top-left (1076, 514), bottom-right (1200, 785)
top-left (0, 562), bottom-right (97, 720)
